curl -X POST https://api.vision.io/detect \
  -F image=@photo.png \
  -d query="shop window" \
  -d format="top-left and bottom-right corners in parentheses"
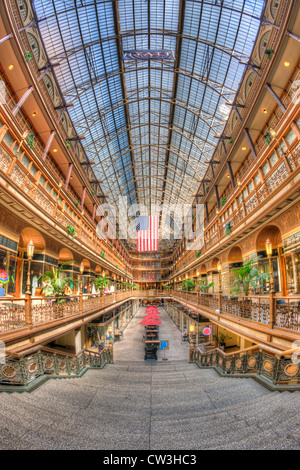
top-left (285, 128), bottom-right (297, 146)
top-left (243, 188), bottom-right (248, 199)
top-left (262, 162), bottom-right (270, 176)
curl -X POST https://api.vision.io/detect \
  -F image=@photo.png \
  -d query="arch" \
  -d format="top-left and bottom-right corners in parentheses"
top-left (256, 225), bottom-right (282, 252)
top-left (200, 264), bottom-right (207, 274)
top-left (19, 227), bottom-right (46, 252)
top-left (80, 258), bottom-right (91, 269)
top-left (58, 247), bottom-right (73, 262)
top-left (211, 258), bottom-right (220, 270)
top-left (95, 265), bottom-right (102, 274)
top-left (228, 246), bottom-right (243, 264)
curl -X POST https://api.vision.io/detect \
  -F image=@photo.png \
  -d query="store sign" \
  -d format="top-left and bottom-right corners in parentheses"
top-left (203, 327), bottom-right (211, 336)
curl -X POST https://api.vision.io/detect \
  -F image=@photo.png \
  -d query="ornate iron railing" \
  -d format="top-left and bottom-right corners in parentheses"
top-left (192, 346), bottom-right (300, 389)
top-left (0, 347), bottom-right (113, 388)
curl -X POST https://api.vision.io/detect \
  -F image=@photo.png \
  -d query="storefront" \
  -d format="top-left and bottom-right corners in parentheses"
top-left (0, 234), bottom-right (18, 296)
top-left (282, 231), bottom-right (300, 294)
top-left (21, 254), bottom-right (58, 296)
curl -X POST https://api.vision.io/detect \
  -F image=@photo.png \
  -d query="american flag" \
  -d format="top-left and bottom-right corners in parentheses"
top-left (137, 216), bottom-right (159, 252)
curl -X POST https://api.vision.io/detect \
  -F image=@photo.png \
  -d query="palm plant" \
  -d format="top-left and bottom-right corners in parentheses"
top-left (94, 275), bottom-right (110, 294)
top-left (38, 261), bottom-right (76, 298)
top-left (182, 279), bottom-right (195, 292)
top-left (197, 279), bottom-right (215, 293)
top-left (230, 258), bottom-right (270, 297)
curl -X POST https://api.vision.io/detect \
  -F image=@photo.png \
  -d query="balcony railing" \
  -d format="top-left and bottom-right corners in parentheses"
top-left (172, 291), bottom-right (300, 333)
top-left (192, 346), bottom-right (300, 390)
top-left (0, 290), bottom-right (171, 335)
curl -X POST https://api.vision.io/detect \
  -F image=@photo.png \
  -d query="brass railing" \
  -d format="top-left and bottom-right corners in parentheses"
top-left (0, 290), bottom-right (170, 334)
top-left (0, 346), bottom-right (113, 388)
top-left (173, 291), bottom-right (300, 333)
top-left (192, 345), bottom-right (300, 389)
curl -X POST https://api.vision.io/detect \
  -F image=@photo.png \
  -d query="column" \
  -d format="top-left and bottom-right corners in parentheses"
top-left (81, 187), bottom-right (86, 210)
top-left (42, 131), bottom-right (56, 161)
top-left (12, 87), bottom-right (34, 116)
top-left (265, 84), bottom-right (287, 113)
top-left (0, 125), bottom-right (8, 144)
top-left (227, 162), bottom-right (235, 190)
top-left (65, 163), bottom-right (73, 191)
top-left (75, 327), bottom-right (83, 355)
top-left (245, 129), bottom-right (257, 159)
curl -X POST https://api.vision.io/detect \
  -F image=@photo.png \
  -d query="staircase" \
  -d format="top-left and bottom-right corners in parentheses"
top-left (0, 360), bottom-right (300, 449)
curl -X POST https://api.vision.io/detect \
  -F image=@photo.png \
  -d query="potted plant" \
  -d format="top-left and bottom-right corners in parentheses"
top-left (182, 279), bottom-right (195, 292)
top-left (225, 222), bottom-right (232, 237)
top-left (221, 197), bottom-right (227, 207)
top-left (94, 275), bottom-right (110, 295)
top-left (197, 279), bottom-right (215, 294)
top-left (214, 332), bottom-right (232, 351)
top-left (38, 261), bottom-right (77, 302)
top-left (230, 258), bottom-right (270, 297)
top-left (196, 250), bottom-right (201, 259)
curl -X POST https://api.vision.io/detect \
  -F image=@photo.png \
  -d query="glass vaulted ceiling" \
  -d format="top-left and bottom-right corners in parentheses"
top-left (33, 0), bottom-right (264, 226)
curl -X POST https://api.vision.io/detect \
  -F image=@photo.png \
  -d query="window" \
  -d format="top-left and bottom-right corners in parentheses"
top-left (21, 154), bottom-right (30, 169)
top-left (29, 164), bottom-right (38, 177)
top-left (45, 183), bottom-right (52, 194)
top-left (233, 202), bottom-right (237, 211)
top-left (39, 175), bottom-right (46, 187)
top-left (262, 162), bottom-right (270, 176)
top-left (248, 181), bottom-right (254, 193)
top-left (269, 152), bottom-right (278, 168)
top-left (254, 173), bottom-right (261, 186)
top-left (285, 128), bottom-right (297, 146)
top-left (243, 188), bottom-right (248, 199)
top-left (238, 195), bottom-right (243, 205)
top-left (277, 141), bottom-right (287, 156)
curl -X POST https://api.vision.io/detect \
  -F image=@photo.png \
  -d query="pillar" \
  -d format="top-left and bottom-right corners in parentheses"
top-left (265, 84), bottom-right (287, 113)
top-left (65, 163), bottom-right (73, 191)
top-left (12, 86), bottom-right (34, 116)
top-left (75, 327), bottom-right (83, 354)
top-left (81, 187), bottom-right (86, 210)
top-left (245, 129), bottom-right (257, 159)
top-left (227, 162), bottom-right (235, 190)
top-left (42, 131), bottom-right (55, 161)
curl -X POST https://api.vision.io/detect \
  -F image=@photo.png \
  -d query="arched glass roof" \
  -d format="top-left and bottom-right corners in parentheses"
top-left (33, 0), bottom-right (264, 217)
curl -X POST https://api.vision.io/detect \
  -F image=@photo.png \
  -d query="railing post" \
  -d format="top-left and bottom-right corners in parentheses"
top-left (25, 293), bottom-right (32, 327)
top-left (218, 291), bottom-right (222, 313)
top-left (79, 292), bottom-right (83, 315)
top-left (269, 291), bottom-right (275, 328)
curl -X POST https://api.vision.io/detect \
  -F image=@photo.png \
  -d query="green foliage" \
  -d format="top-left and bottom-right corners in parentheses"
top-left (67, 224), bottom-right (76, 238)
top-left (221, 197), bottom-right (227, 207)
top-left (214, 332), bottom-right (232, 346)
top-left (94, 275), bottom-right (110, 293)
top-left (265, 49), bottom-right (274, 59)
top-left (230, 257), bottom-right (270, 297)
top-left (182, 279), bottom-right (195, 292)
top-left (24, 51), bottom-right (32, 62)
top-left (197, 279), bottom-right (215, 292)
top-left (225, 222), bottom-right (232, 237)
top-left (196, 250), bottom-right (201, 259)
top-left (65, 139), bottom-right (71, 149)
top-left (27, 133), bottom-right (35, 149)
top-left (38, 261), bottom-right (76, 297)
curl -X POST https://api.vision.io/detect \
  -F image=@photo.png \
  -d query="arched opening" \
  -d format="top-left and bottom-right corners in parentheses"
top-left (58, 248), bottom-right (75, 294)
top-left (18, 228), bottom-right (47, 296)
top-left (256, 225), bottom-right (283, 293)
